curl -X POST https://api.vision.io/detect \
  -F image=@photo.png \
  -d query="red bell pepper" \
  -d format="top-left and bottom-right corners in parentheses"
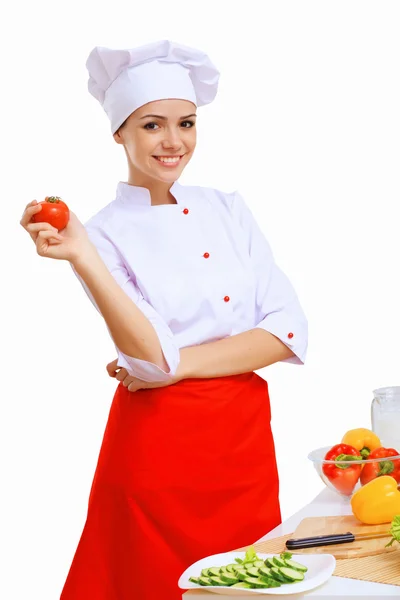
top-left (360, 447), bottom-right (400, 486)
top-left (322, 444), bottom-right (362, 495)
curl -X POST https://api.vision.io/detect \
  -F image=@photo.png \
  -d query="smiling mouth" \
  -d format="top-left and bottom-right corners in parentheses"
top-left (153, 155), bottom-right (184, 167)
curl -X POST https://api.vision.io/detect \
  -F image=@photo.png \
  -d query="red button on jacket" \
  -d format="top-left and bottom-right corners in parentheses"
top-left (288, 332), bottom-right (294, 339)
top-left (224, 296), bottom-right (230, 302)
top-left (183, 208), bottom-right (189, 214)
top-left (203, 252), bottom-right (210, 259)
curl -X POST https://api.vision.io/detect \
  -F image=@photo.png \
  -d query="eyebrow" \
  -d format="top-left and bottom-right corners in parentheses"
top-left (139, 113), bottom-right (197, 120)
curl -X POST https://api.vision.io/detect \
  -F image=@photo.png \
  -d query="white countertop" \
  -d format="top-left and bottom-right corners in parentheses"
top-left (183, 487), bottom-right (399, 599)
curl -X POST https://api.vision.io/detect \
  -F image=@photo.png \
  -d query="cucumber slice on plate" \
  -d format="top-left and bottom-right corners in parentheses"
top-left (201, 568), bottom-right (209, 577)
top-left (207, 567), bottom-right (221, 577)
top-left (259, 566), bottom-right (272, 578)
top-left (235, 569), bottom-right (248, 581)
top-left (270, 567), bottom-right (292, 583)
top-left (279, 567), bottom-right (305, 582)
top-left (243, 577), bottom-right (269, 589)
top-left (253, 560), bottom-right (265, 568)
top-left (220, 572), bottom-right (239, 584)
top-left (209, 576), bottom-right (226, 586)
top-left (189, 576), bottom-right (200, 584)
top-left (265, 558), bottom-right (276, 569)
top-left (246, 567), bottom-right (260, 577)
top-left (259, 576), bottom-right (281, 588)
top-left (272, 556), bottom-right (287, 568)
top-left (198, 576), bottom-right (213, 586)
top-left (231, 582), bottom-right (252, 588)
top-left (225, 564), bottom-right (235, 573)
top-left (284, 558), bottom-right (308, 572)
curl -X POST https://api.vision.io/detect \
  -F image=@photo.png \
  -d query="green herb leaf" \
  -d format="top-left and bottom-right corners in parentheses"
top-left (389, 515), bottom-right (400, 543)
top-left (244, 546), bottom-right (257, 562)
top-left (280, 551), bottom-right (293, 560)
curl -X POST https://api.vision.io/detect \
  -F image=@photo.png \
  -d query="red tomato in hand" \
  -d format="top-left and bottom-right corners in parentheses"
top-left (32, 196), bottom-right (70, 230)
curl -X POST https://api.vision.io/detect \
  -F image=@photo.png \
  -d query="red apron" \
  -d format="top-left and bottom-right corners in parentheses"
top-left (60, 372), bottom-right (281, 600)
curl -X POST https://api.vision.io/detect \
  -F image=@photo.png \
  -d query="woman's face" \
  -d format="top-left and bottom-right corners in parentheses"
top-left (113, 99), bottom-right (197, 184)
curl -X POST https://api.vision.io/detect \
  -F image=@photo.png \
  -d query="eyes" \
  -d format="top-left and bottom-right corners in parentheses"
top-left (143, 120), bottom-right (196, 131)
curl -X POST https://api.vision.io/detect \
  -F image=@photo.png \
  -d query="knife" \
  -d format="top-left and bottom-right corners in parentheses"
top-left (286, 530), bottom-right (391, 550)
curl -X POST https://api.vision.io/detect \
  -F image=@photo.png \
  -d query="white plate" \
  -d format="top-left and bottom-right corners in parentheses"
top-left (178, 551), bottom-right (336, 595)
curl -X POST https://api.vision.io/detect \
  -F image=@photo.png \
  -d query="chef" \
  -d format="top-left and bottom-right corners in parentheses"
top-left (20, 40), bottom-right (308, 600)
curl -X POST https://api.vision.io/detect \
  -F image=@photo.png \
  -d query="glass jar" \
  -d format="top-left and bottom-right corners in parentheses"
top-left (371, 386), bottom-right (400, 449)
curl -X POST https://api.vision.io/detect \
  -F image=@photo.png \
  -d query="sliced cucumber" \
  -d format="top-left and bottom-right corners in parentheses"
top-left (192, 551), bottom-right (308, 588)
top-left (246, 567), bottom-right (260, 577)
top-left (265, 558), bottom-right (276, 569)
top-left (284, 558), bottom-right (308, 573)
top-left (209, 576), bottom-right (226, 586)
top-left (253, 560), bottom-right (265, 568)
top-left (270, 567), bottom-right (292, 583)
top-left (233, 564), bottom-right (245, 573)
top-left (259, 566), bottom-right (273, 578)
top-left (198, 576), bottom-right (213, 586)
top-left (220, 572), bottom-right (239, 584)
top-left (279, 567), bottom-right (305, 582)
top-left (226, 564), bottom-right (238, 573)
top-left (258, 576), bottom-right (281, 588)
top-left (243, 577), bottom-right (269, 589)
top-left (272, 556), bottom-right (287, 568)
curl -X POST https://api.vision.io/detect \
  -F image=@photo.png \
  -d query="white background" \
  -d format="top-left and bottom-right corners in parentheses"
top-left (2, 1), bottom-right (400, 598)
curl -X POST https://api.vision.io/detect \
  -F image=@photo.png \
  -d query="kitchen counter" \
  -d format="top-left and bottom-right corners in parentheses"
top-left (183, 487), bottom-right (399, 598)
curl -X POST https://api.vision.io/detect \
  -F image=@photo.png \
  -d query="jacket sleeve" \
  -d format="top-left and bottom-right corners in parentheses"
top-left (70, 225), bottom-right (180, 382)
top-left (231, 191), bottom-right (308, 364)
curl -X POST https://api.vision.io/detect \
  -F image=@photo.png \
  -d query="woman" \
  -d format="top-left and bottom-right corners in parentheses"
top-left (20, 40), bottom-right (308, 600)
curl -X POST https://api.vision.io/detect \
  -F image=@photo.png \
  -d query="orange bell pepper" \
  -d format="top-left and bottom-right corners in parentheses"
top-left (341, 428), bottom-right (381, 459)
top-left (351, 475), bottom-right (400, 525)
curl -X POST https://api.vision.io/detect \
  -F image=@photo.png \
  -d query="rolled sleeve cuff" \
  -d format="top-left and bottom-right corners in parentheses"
top-left (255, 315), bottom-right (308, 365)
top-left (116, 341), bottom-right (181, 383)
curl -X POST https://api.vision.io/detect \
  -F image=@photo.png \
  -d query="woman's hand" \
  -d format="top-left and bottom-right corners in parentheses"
top-left (20, 200), bottom-right (94, 262)
top-left (106, 358), bottom-right (182, 392)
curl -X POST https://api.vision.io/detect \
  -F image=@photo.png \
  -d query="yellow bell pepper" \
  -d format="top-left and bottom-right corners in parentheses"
top-left (351, 476), bottom-right (400, 525)
top-left (342, 428), bottom-right (381, 459)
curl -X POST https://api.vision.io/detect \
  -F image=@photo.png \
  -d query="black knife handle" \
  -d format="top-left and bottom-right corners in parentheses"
top-left (286, 532), bottom-right (355, 550)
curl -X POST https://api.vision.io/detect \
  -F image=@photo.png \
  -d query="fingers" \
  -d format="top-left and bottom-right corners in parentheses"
top-left (122, 375), bottom-right (136, 387)
top-left (20, 201), bottom-right (42, 228)
top-left (106, 359), bottom-right (119, 377)
top-left (35, 229), bottom-right (63, 256)
top-left (128, 381), bottom-right (141, 392)
top-left (36, 229), bottom-right (63, 243)
top-left (105, 359), bottom-right (146, 391)
top-left (27, 222), bottom-right (59, 235)
top-left (115, 368), bottom-right (129, 382)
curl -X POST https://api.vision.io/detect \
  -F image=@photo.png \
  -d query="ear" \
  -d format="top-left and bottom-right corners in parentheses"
top-left (113, 129), bottom-right (124, 145)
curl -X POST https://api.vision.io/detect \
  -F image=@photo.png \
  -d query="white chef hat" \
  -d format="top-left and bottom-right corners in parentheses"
top-left (86, 39), bottom-right (220, 134)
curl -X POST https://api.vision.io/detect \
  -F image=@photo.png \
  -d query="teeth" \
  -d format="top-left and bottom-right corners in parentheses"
top-left (156, 156), bottom-right (180, 163)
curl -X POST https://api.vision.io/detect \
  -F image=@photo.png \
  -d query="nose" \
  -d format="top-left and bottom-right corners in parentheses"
top-left (161, 127), bottom-right (182, 150)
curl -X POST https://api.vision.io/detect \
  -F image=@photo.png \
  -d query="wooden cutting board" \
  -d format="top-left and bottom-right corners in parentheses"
top-left (289, 515), bottom-right (396, 558)
top-left (235, 530), bottom-right (400, 587)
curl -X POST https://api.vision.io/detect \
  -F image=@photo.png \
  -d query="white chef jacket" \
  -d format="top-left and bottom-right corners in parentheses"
top-left (71, 181), bottom-right (308, 382)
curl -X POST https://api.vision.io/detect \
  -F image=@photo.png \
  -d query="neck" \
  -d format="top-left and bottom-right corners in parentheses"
top-left (127, 165), bottom-right (177, 206)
